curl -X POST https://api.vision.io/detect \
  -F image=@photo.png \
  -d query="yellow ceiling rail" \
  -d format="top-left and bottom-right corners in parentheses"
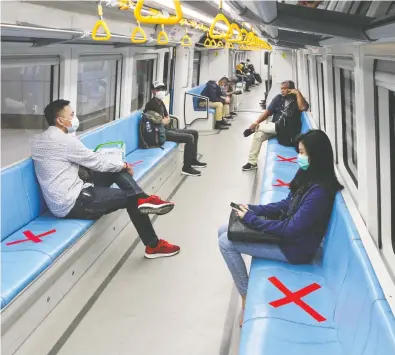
top-left (131, 21), bottom-right (147, 43)
top-left (118, 0), bottom-right (132, 11)
top-left (134, 0), bottom-right (183, 25)
top-left (92, 2), bottom-right (111, 41)
top-left (157, 24), bottom-right (169, 45)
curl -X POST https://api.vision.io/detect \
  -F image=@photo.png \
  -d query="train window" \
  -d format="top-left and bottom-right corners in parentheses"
top-left (135, 59), bottom-right (154, 110)
top-left (374, 60), bottom-right (395, 252)
top-left (340, 68), bottom-right (358, 185)
top-left (1, 56), bottom-right (60, 167)
top-left (77, 56), bottom-right (122, 131)
top-left (316, 57), bottom-right (326, 130)
top-left (192, 51), bottom-right (201, 87)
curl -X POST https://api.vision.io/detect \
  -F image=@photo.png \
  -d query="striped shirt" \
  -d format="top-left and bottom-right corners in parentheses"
top-left (31, 126), bottom-right (124, 218)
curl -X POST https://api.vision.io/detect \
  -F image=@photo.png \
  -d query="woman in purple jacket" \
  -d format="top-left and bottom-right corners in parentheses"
top-left (218, 130), bottom-right (343, 326)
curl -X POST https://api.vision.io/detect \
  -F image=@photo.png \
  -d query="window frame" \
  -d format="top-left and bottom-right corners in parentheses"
top-left (374, 59), bottom-right (395, 259)
top-left (340, 68), bottom-right (358, 186)
top-left (316, 56), bottom-right (325, 130)
top-left (192, 51), bottom-right (201, 87)
top-left (332, 56), bottom-right (358, 199)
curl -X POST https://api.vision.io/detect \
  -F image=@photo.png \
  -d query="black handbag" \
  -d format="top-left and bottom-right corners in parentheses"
top-left (227, 210), bottom-right (281, 244)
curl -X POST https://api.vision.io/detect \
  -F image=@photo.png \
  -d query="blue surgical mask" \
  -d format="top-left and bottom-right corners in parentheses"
top-left (297, 154), bottom-right (309, 170)
top-left (61, 116), bottom-right (79, 134)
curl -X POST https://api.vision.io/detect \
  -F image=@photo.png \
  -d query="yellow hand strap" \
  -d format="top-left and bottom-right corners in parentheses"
top-left (157, 25), bottom-right (169, 45)
top-left (131, 23), bottom-right (147, 43)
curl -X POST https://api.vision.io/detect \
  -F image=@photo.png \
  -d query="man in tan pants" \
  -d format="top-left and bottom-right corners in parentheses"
top-left (200, 79), bottom-right (232, 130)
top-left (242, 81), bottom-right (309, 171)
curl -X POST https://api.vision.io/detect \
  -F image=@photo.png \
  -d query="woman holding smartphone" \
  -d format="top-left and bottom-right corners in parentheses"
top-left (218, 130), bottom-right (343, 326)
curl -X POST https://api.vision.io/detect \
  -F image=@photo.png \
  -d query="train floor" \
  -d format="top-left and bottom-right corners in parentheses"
top-left (15, 87), bottom-right (267, 355)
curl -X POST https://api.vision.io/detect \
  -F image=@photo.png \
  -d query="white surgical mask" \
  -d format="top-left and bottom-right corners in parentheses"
top-left (155, 91), bottom-right (165, 100)
top-left (62, 116), bottom-right (80, 134)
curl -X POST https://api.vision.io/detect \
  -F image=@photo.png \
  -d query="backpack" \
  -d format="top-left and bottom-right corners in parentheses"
top-left (275, 100), bottom-right (302, 147)
top-left (139, 110), bottom-right (166, 149)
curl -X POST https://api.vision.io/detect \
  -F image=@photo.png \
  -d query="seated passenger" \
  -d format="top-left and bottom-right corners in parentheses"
top-left (200, 78), bottom-right (232, 130)
top-left (218, 77), bottom-right (237, 118)
top-left (242, 81), bottom-right (309, 171)
top-left (31, 99), bottom-right (180, 259)
top-left (144, 81), bottom-right (207, 177)
top-left (218, 130), bottom-right (343, 326)
top-left (246, 59), bottom-right (262, 84)
top-left (236, 64), bottom-right (251, 92)
top-left (241, 61), bottom-right (256, 86)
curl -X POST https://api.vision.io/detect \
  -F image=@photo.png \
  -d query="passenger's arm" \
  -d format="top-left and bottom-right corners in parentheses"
top-left (207, 86), bottom-right (224, 104)
top-left (243, 186), bottom-right (331, 240)
top-left (66, 138), bottom-right (124, 172)
top-left (289, 89), bottom-right (309, 111)
top-left (248, 193), bottom-right (291, 219)
top-left (250, 110), bottom-right (272, 130)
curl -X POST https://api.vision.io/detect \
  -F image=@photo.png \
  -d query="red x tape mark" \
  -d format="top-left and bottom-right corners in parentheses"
top-left (268, 276), bottom-right (326, 322)
top-left (6, 229), bottom-right (56, 246)
top-left (273, 179), bottom-right (290, 187)
top-left (131, 160), bottom-right (143, 166)
top-left (277, 155), bottom-right (297, 163)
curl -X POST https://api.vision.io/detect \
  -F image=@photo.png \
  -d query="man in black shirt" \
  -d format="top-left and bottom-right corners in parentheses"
top-left (242, 81), bottom-right (309, 171)
top-left (144, 81), bottom-right (207, 177)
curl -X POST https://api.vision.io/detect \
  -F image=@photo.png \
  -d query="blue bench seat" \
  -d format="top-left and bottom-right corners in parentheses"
top-left (187, 84), bottom-right (215, 114)
top-left (240, 112), bottom-right (395, 354)
top-left (1, 110), bottom-right (177, 310)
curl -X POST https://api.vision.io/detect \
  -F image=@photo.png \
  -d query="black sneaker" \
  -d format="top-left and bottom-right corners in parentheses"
top-left (242, 163), bottom-right (258, 171)
top-left (191, 160), bottom-right (207, 168)
top-left (225, 115), bottom-right (234, 120)
top-left (230, 112), bottom-right (237, 116)
top-left (221, 119), bottom-right (231, 126)
top-left (181, 166), bottom-right (202, 176)
top-left (215, 122), bottom-right (229, 130)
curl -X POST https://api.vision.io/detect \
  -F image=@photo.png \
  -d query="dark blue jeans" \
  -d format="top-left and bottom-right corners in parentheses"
top-left (66, 170), bottom-right (158, 246)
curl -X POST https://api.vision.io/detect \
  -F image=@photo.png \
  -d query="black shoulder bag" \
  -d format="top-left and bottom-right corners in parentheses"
top-left (275, 100), bottom-right (302, 147)
top-left (227, 210), bottom-right (281, 244)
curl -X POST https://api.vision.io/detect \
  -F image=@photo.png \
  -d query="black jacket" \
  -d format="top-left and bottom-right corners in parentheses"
top-left (200, 80), bottom-right (224, 104)
top-left (144, 97), bottom-right (168, 117)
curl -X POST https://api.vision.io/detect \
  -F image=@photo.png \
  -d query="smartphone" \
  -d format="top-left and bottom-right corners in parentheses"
top-left (230, 202), bottom-right (243, 212)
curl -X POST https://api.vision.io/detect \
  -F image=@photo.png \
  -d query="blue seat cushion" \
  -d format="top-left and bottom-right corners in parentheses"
top-left (240, 318), bottom-right (341, 355)
top-left (1, 251), bottom-right (52, 306)
top-left (244, 263), bottom-right (333, 327)
top-left (260, 163), bottom-right (297, 193)
top-left (1, 213), bottom-right (94, 260)
top-left (1, 159), bottom-right (46, 242)
top-left (124, 142), bottom-right (177, 181)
